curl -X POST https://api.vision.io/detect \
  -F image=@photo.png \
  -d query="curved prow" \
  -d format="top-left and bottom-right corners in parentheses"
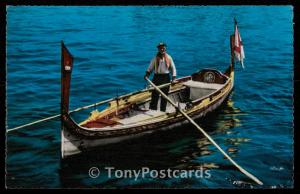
top-left (61, 41), bottom-right (74, 115)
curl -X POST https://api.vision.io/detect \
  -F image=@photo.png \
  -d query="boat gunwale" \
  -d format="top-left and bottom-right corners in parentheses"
top-left (62, 72), bottom-right (233, 136)
top-left (62, 79), bottom-right (233, 140)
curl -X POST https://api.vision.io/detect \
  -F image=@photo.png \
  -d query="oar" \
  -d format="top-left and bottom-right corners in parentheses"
top-left (145, 77), bottom-right (263, 185)
top-left (6, 82), bottom-right (172, 133)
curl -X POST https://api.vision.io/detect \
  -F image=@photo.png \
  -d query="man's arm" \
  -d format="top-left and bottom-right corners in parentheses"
top-left (169, 56), bottom-right (177, 81)
top-left (144, 58), bottom-right (155, 80)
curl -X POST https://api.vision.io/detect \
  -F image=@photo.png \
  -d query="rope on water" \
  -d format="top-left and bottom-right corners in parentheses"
top-left (6, 99), bottom-right (112, 133)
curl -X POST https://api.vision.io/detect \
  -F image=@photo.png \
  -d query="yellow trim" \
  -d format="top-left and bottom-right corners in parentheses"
top-left (79, 78), bottom-right (233, 126)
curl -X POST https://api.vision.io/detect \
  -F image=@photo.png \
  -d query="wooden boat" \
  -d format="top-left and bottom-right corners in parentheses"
top-left (61, 35), bottom-right (236, 159)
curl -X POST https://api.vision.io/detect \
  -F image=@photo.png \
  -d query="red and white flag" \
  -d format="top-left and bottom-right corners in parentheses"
top-left (234, 23), bottom-right (245, 68)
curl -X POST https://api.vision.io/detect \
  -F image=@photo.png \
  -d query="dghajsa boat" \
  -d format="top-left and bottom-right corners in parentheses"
top-left (61, 21), bottom-right (244, 159)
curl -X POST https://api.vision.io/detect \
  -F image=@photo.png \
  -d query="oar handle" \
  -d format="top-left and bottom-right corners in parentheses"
top-left (145, 77), bottom-right (263, 186)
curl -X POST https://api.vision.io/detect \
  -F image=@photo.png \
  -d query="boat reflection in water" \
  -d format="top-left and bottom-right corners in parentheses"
top-left (59, 96), bottom-right (254, 188)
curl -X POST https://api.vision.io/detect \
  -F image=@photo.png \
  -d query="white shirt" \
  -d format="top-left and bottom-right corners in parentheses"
top-left (147, 53), bottom-right (177, 77)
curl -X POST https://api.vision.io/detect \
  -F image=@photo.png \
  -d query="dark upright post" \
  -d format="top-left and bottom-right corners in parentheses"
top-left (61, 41), bottom-right (73, 115)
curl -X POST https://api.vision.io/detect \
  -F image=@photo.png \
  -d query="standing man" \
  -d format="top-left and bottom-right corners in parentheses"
top-left (144, 42), bottom-right (177, 112)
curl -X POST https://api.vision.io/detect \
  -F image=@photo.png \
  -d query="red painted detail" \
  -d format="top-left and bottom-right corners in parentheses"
top-left (82, 118), bottom-right (118, 128)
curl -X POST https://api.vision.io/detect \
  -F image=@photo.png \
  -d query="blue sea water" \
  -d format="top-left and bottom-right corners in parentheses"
top-left (6, 6), bottom-right (293, 188)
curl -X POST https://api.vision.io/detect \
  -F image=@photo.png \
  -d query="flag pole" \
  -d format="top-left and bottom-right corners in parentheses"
top-left (232, 18), bottom-right (237, 69)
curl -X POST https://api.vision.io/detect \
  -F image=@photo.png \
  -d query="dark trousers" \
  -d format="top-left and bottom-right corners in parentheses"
top-left (149, 74), bottom-right (170, 112)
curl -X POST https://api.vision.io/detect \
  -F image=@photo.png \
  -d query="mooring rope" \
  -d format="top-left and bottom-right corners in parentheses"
top-left (146, 77), bottom-right (263, 185)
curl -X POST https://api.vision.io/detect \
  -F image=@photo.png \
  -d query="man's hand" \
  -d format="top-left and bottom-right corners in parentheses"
top-left (171, 76), bottom-right (177, 85)
top-left (144, 71), bottom-right (150, 80)
top-left (172, 76), bottom-right (176, 81)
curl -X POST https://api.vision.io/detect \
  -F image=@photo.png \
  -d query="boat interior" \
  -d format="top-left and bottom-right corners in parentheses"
top-left (79, 69), bottom-right (229, 129)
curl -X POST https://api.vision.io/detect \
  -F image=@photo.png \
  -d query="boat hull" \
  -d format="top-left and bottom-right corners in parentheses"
top-left (61, 81), bottom-right (233, 158)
